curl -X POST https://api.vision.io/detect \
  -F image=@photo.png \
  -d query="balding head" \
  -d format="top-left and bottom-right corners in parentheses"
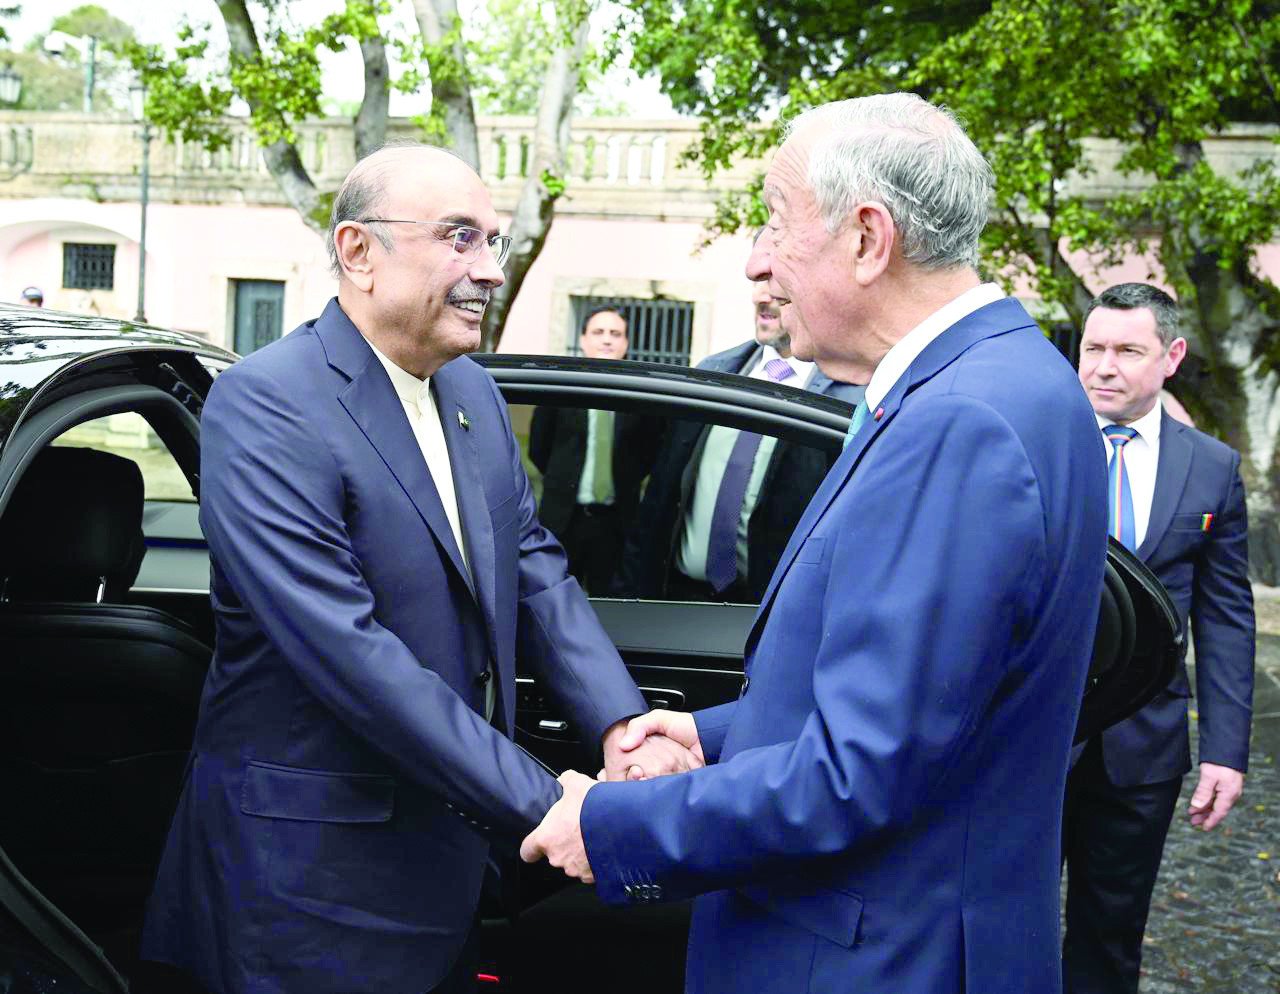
top-left (327, 141), bottom-right (505, 378)
top-left (327, 143), bottom-right (470, 277)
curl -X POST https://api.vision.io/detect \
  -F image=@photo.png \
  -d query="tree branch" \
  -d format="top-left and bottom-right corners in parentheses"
top-left (411, 0), bottom-right (480, 169)
top-left (214, 0), bottom-right (324, 233)
top-left (481, 6), bottom-right (591, 351)
top-left (355, 21), bottom-right (389, 158)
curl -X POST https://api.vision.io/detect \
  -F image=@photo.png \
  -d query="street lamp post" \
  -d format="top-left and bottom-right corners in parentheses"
top-left (0, 65), bottom-right (22, 106)
top-left (129, 80), bottom-right (152, 324)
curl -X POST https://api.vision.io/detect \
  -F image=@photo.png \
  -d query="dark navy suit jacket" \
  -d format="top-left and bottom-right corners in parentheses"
top-left (1099, 411), bottom-right (1254, 786)
top-left (581, 299), bottom-right (1109, 994)
top-left (615, 341), bottom-right (865, 600)
top-left (141, 299), bottom-right (645, 994)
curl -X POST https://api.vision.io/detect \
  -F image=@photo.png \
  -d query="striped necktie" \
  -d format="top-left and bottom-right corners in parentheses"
top-left (1104, 425), bottom-right (1138, 549)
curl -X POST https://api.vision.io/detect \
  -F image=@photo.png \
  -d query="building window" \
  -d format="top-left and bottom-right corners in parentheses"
top-left (233, 279), bottom-right (285, 355)
top-left (568, 296), bottom-right (694, 365)
top-left (62, 242), bottom-right (116, 290)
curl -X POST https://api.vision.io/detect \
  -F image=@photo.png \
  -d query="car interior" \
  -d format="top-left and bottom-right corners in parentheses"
top-left (0, 352), bottom-right (1179, 993)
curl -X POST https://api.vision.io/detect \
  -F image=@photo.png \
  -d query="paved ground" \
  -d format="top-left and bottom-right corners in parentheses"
top-left (1109, 603), bottom-right (1280, 992)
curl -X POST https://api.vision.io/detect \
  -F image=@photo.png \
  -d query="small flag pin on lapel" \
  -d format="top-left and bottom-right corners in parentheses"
top-left (458, 410), bottom-right (471, 430)
top-left (874, 406), bottom-right (885, 421)
top-left (1201, 513), bottom-right (1213, 532)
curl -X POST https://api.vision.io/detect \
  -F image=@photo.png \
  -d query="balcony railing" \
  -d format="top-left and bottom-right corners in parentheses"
top-left (0, 110), bottom-right (1274, 221)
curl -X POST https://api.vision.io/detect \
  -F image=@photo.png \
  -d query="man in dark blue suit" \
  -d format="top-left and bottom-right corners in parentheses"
top-left (140, 144), bottom-right (697, 994)
top-left (613, 278), bottom-right (864, 603)
top-left (1063, 283), bottom-right (1255, 994)
top-left (522, 93), bottom-right (1109, 993)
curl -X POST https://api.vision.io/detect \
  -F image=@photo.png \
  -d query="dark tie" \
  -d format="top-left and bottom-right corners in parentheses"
top-left (843, 399), bottom-right (870, 450)
top-left (705, 358), bottom-right (797, 592)
top-left (1104, 426), bottom-right (1138, 550)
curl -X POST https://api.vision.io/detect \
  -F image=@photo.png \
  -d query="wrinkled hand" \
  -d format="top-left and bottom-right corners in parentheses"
top-left (601, 718), bottom-right (703, 782)
top-left (1188, 762), bottom-right (1244, 831)
top-left (618, 709), bottom-right (704, 767)
top-left (520, 771), bottom-right (596, 882)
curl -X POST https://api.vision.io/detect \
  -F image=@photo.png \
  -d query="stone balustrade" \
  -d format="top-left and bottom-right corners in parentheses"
top-left (0, 110), bottom-right (1274, 221)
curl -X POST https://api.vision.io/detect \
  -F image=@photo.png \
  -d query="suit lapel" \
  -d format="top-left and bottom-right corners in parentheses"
top-left (746, 297), bottom-right (1038, 650)
top-left (1137, 411), bottom-right (1193, 561)
top-left (433, 364), bottom-right (498, 635)
top-left (315, 300), bottom-right (475, 598)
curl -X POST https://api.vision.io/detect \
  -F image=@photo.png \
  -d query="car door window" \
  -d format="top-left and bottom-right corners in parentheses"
top-left (51, 412), bottom-right (194, 502)
top-left (509, 401), bottom-right (839, 605)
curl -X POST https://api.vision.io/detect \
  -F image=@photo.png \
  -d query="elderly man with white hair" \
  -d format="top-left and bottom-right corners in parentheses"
top-left (521, 92), bottom-right (1109, 994)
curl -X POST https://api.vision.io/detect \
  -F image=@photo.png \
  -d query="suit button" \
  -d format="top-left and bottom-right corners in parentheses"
top-left (475, 669), bottom-right (491, 686)
top-left (740, 676), bottom-right (750, 697)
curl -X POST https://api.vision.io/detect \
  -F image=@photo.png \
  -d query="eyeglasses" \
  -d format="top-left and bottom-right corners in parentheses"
top-left (359, 218), bottom-right (512, 266)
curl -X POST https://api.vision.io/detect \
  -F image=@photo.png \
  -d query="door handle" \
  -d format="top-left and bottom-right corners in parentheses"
top-left (639, 686), bottom-right (686, 711)
top-left (537, 719), bottom-right (569, 733)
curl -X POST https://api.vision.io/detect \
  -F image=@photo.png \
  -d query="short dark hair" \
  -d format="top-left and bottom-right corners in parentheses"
top-left (581, 305), bottom-right (627, 335)
top-left (1085, 283), bottom-right (1182, 348)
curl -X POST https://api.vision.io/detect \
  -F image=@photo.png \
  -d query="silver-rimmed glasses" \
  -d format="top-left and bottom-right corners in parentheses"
top-left (360, 218), bottom-right (512, 266)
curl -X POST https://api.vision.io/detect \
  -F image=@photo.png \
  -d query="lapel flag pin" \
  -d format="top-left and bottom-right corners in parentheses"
top-left (874, 407), bottom-right (885, 421)
top-left (1200, 513), bottom-right (1213, 532)
top-left (458, 410), bottom-right (471, 430)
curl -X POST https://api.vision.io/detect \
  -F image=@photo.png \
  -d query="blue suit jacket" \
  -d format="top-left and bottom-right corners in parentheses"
top-left (581, 298), bottom-right (1109, 994)
top-left (1099, 411), bottom-right (1254, 786)
top-left (142, 299), bottom-right (645, 994)
top-left (615, 340), bottom-right (865, 599)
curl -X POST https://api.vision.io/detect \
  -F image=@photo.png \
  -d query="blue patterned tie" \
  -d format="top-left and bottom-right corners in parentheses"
top-left (1104, 426), bottom-right (1138, 550)
top-left (705, 358), bottom-right (796, 592)
top-left (843, 399), bottom-right (870, 450)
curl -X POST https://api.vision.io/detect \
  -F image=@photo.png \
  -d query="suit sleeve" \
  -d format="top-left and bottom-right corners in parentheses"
top-left (200, 362), bottom-right (562, 839)
top-left (489, 378), bottom-right (648, 750)
top-left (528, 405), bottom-right (555, 474)
top-left (1191, 453), bottom-right (1255, 772)
top-left (581, 394), bottom-right (1050, 902)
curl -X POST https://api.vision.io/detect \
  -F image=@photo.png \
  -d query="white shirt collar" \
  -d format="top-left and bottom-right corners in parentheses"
top-left (367, 339), bottom-right (431, 410)
top-left (1095, 398), bottom-right (1164, 444)
top-left (864, 283), bottom-right (1005, 410)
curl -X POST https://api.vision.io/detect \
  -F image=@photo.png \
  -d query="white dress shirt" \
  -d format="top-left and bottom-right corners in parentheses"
top-left (367, 342), bottom-right (472, 578)
top-left (1096, 400), bottom-right (1163, 550)
top-left (863, 283), bottom-right (1006, 411)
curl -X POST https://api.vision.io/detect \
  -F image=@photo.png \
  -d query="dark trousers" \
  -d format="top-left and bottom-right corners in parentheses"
top-left (429, 920), bottom-right (482, 994)
top-left (559, 503), bottom-right (622, 596)
top-left (1061, 737), bottom-right (1183, 994)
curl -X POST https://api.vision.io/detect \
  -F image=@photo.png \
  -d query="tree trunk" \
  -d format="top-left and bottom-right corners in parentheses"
top-left (480, 9), bottom-right (591, 352)
top-left (411, 0), bottom-right (480, 169)
top-left (214, 0), bottom-right (325, 234)
top-left (354, 27), bottom-right (389, 158)
top-left (1158, 139), bottom-right (1280, 583)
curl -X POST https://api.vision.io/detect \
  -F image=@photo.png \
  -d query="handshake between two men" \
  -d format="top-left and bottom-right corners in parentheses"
top-left (520, 709), bottom-right (698, 884)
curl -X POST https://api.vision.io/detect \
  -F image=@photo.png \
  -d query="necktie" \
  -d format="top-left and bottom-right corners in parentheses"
top-left (590, 409), bottom-right (614, 503)
top-left (705, 358), bottom-right (796, 592)
top-left (1104, 425), bottom-right (1138, 549)
top-left (843, 399), bottom-right (870, 450)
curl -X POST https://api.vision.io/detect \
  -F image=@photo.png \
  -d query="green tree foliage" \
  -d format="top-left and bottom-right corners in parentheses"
top-left (50, 4), bottom-right (136, 52)
top-left (624, 0), bottom-right (1280, 578)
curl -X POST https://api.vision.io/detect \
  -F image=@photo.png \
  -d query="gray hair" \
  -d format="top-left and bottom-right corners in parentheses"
top-left (326, 140), bottom-right (463, 278)
top-left (784, 93), bottom-right (994, 270)
top-left (1086, 283), bottom-right (1182, 348)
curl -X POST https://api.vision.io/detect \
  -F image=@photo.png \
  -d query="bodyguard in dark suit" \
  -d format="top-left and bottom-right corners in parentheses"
top-left (1064, 283), bottom-right (1255, 994)
top-left (140, 145), bottom-right (698, 994)
top-left (529, 307), bottom-right (656, 593)
top-left (615, 279), bottom-right (864, 602)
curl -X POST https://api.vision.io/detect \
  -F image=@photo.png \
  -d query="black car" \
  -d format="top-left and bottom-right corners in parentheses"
top-left (0, 304), bottom-right (1180, 992)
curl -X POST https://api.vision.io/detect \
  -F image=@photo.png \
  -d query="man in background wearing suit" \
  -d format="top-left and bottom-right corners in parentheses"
top-left (523, 93), bottom-right (1108, 994)
top-left (614, 278), bottom-right (864, 603)
top-left (529, 307), bottom-right (655, 593)
top-left (1064, 282), bottom-right (1255, 994)
top-left (141, 144), bottom-right (697, 994)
